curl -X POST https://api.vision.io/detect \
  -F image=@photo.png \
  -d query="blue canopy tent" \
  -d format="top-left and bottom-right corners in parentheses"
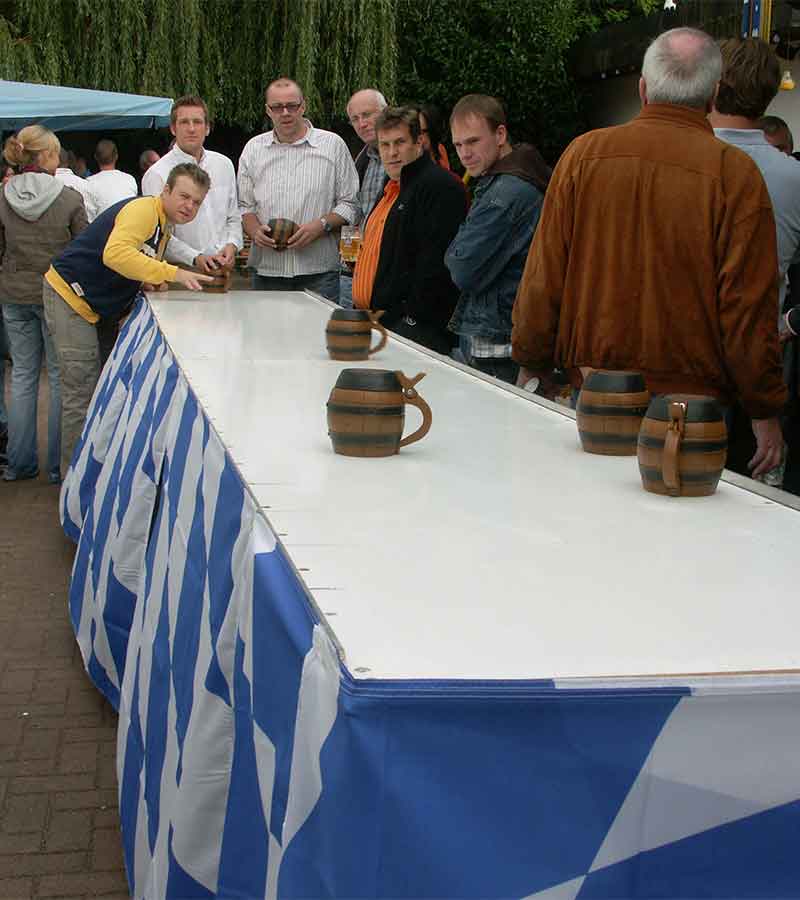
top-left (0, 80), bottom-right (172, 132)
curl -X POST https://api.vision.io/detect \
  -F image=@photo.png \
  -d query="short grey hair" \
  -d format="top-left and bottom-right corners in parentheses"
top-left (346, 88), bottom-right (388, 115)
top-left (641, 27), bottom-right (722, 109)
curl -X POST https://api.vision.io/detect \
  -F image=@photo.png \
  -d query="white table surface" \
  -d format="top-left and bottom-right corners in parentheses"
top-left (148, 290), bottom-right (800, 682)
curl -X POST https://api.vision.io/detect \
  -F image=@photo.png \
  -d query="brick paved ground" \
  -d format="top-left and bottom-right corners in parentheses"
top-left (0, 368), bottom-right (129, 899)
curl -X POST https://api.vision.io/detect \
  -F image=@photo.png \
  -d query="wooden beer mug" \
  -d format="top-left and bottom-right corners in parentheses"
top-left (325, 309), bottom-right (388, 361)
top-left (637, 394), bottom-right (727, 497)
top-left (200, 262), bottom-right (233, 293)
top-left (267, 218), bottom-right (298, 251)
top-left (189, 259), bottom-right (233, 293)
top-left (327, 369), bottom-right (433, 457)
top-left (576, 370), bottom-right (650, 455)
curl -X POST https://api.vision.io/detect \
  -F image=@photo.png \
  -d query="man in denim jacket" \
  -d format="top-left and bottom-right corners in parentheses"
top-left (445, 95), bottom-right (550, 384)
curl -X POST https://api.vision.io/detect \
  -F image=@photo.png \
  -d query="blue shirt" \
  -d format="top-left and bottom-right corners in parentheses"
top-left (715, 128), bottom-right (800, 313)
top-left (358, 146), bottom-right (385, 224)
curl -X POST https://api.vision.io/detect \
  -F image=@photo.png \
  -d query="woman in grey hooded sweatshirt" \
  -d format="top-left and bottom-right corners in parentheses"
top-left (0, 126), bottom-right (87, 483)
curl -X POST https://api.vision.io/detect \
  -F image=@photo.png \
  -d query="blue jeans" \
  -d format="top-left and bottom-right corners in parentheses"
top-left (338, 273), bottom-right (354, 309)
top-left (0, 310), bottom-right (8, 433)
top-left (2, 303), bottom-right (61, 481)
top-left (251, 270), bottom-right (340, 303)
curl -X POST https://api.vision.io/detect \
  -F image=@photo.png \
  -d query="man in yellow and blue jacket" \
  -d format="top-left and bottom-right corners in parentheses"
top-left (43, 162), bottom-right (212, 476)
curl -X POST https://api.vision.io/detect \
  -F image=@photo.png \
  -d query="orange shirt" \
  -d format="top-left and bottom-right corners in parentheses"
top-left (352, 179), bottom-right (400, 309)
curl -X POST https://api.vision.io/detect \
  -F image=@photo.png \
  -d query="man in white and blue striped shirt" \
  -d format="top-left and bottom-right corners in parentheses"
top-left (238, 78), bottom-right (359, 303)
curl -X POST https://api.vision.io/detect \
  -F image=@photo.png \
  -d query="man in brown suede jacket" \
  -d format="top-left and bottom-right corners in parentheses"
top-left (512, 27), bottom-right (787, 477)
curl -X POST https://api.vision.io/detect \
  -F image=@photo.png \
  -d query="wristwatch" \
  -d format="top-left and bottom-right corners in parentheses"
top-left (320, 216), bottom-right (333, 233)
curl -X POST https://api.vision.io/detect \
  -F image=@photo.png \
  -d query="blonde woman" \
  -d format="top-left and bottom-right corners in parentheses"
top-left (0, 125), bottom-right (87, 483)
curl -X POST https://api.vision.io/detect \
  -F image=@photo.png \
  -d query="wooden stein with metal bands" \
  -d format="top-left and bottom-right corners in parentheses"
top-left (637, 394), bottom-right (727, 497)
top-left (189, 260), bottom-right (233, 293)
top-left (325, 309), bottom-right (388, 361)
top-left (576, 370), bottom-right (650, 455)
top-left (267, 218), bottom-right (298, 251)
top-left (327, 369), bottom-right (432, 457)
top-left (199, 262), bottom-right (233, 293)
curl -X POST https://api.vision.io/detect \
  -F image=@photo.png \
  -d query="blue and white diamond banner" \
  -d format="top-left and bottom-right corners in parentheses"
top-left (61, 298), bottom-right (800, 898)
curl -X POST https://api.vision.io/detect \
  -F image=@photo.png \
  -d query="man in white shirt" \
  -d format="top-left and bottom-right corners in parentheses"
top-left (142, 95), bottom-right (242, 274)
top-left (54, 149), bottom-right (93, 210)
top-left (238, 78), bottom-right (359, 302)
top-left (85, 140), bottom-right (137, 221)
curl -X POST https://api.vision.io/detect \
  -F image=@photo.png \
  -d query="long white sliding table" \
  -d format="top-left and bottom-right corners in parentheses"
top-left (61, 289), bottom-right (800, 899)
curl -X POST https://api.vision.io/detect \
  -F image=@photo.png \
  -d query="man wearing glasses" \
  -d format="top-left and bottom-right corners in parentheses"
top-left (238, 78), bottom-right (359, 302)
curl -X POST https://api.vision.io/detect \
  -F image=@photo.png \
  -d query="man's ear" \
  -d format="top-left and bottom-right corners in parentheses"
top-left (638, 76), bottom-right (648, 107)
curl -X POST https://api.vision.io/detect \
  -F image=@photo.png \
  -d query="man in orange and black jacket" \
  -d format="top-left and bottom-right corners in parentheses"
top-left (352, 106), bottom-right (467, 355)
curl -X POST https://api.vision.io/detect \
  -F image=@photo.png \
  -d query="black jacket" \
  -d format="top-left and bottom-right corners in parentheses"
top-left (370, 153), bottom-right (466, 331)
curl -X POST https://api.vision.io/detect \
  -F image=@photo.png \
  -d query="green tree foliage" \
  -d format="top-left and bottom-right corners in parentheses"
top-left (396, 0), bottom-right (596, 160)
top-left (0, 0), bottom-right (653, 156)
top-left (395, 0), bottom-right (661, 160)
top-left (589, 0), bottom-right (661, 26)
top-left (0, 0), bottom-right (396, 131)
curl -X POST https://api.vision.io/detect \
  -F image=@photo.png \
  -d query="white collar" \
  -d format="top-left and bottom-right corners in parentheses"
top-left (169, 144), bottom-right (207, 165)
top-left (267, 120), bottom-right (317, 147)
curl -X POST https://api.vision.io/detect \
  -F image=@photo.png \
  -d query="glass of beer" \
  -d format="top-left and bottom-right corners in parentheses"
top-left (339, 225), bottom-right (362, 265)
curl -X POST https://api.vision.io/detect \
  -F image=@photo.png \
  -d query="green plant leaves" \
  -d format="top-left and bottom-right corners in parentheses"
top-left (0, 0), bottom-right (653, 157)
top-left (0, 0), bottom-right (399, 133)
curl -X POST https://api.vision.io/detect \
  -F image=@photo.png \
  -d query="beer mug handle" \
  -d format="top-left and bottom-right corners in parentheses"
top-left (663, 401), bottom-right (686, 496)
top-left (367, 310), bottom-right (388, 357)
top-left (397, 372), bottom-right (433, 448)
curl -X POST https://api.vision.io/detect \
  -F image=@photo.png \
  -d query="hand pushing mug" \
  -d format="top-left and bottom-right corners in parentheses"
top-left (193, 261), bottom-right (233, 294)
top-left (325, 309), bottom-right (388, 361)
top-left (327, 368), bottom-right (433, 457)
